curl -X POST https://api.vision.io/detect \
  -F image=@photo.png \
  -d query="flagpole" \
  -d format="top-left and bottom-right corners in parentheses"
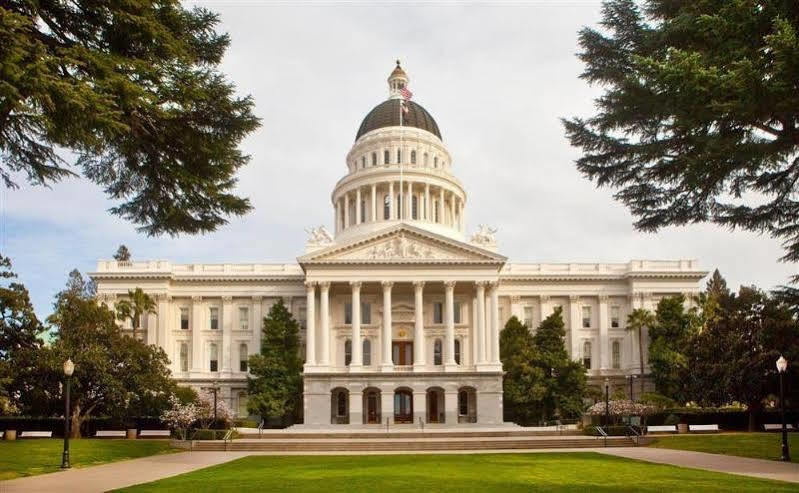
top-left (399, 95), bottom-right (404, 221)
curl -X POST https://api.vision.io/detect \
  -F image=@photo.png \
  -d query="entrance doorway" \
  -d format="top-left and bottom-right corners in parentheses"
top-left (392, 341), bottom-right (413, 365)
top-left (364, 388), bottom-right (380, 424)
top-left (394, 389), bottom-right (413, 423)
top-left (427, 387), bottom-right (445, 423)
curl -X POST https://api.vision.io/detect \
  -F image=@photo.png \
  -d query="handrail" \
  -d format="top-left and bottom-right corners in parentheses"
top-left (626, 425), bottom-right (641, 446)
top-left (223, 429), bottom-right (234, 451)
top-left (419, 417), bottom-right (424, 432)
top-left (258, 418), bottom-right (264, 438)
top-left (595, 426), bottom-right (608, 447)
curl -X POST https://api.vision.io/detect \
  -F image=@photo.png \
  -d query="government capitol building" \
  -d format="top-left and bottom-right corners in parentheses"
top-left (91, 63), bottom-right (707, 427)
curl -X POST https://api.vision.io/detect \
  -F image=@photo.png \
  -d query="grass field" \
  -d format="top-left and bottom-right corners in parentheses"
top-left (116, 453), bottom-right (797, 492)
top-left (0, 439), bottom-right (175, 480)
top-left (650, 432), bottom-right (799, 463)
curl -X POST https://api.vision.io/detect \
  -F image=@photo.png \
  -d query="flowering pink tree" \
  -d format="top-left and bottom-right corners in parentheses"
top-left (195, 390), bottom-right (232, 429)
top-left (586, 400), bottom-right (656, 418)
top-left (160, 396), bottom-right (197, 440)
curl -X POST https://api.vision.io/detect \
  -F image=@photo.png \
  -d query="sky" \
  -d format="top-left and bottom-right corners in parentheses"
top-left (4, 1), bottom-right (795, 320)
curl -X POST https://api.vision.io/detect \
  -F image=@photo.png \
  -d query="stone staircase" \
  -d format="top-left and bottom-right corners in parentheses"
top-left (185, 431), bottom-right (650, 452)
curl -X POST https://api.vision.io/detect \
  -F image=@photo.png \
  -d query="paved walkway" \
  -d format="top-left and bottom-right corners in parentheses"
top-left (2, 447), bottom-right (797, 492)
top-left (599, 447), bottom-right (799, 484)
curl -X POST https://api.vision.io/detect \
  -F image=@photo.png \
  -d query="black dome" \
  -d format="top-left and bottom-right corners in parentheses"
top-left (356, 99), bottom-right (442, 141)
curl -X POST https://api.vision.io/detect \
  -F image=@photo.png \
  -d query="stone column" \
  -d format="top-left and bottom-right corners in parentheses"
top-left (319, 282), bottom-right (330, 368)
top-left (444, 390), bottom-right (458, 425)
top-left (424, 183), bottom-right (430, 221)
top-left (413, 391), bottom-right (426, 425)
top-left (191, 296), bottom-right (203, 372)
top-left (444, 280), bottom-right (457, 370)
top-left (489, 283), bottom-right (500, 364)
top-left (304, 282), bottom-right (316, 368)
top-left (222, 296), bottom-right (233, 372)
top-left (389, 182), bottom-right (395, 220)
top-left (335, 199), bottom-right (341, 234)
top-left (599, 295), bottom-right (609, 370)
top-left (406, 181), bottom-right (412, 219)
top-left (381, 388), bottom-right (394, 424)
top-left (509, 295), bottom-right (521, 323)
top-left (146, 310), bottom-right (158, 346)
top-left (251, 296), bottom-right (262, 357)
top-left (371, 183), bottom-right (377, 222)
top-left (343, 193), bottom-right (349, 229)
top-left (355, 187), bottom-right (362, 224)
top-left (350, 281), bottom-right (362, 369)
top-left (381, 281), bottom-right (393, 371)
top-left (471, 297), bottom-right (478, 366)
top-left (439, 187), bottom-right (444, 224)
top-left (475, 281), bottom-right (487, 365)
top-left (539, 295), bottom-right (551, 324)
top-left (413, 281), bottom-right (425, 370)
top-left (156, 294), bottom-right (170, 355)
top-left (569, 295), bottom-right (581, 361)
top-left (448, 193), bottom-right (455, 227)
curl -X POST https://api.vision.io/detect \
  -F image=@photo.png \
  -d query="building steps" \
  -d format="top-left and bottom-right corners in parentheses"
top-left (185, 435), bottom-right (650, 452)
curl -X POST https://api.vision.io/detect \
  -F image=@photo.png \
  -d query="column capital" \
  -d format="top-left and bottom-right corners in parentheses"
top-left (350, 281), bottom-right (362, 290)
top-left (191, 295), bottom-right (202, 302)
top-left (444, 280), bottom-right (456, 289)
top-left (509, 295), bottom-right (521, 303)
top-left (540, 294), bottom-right (550, 302)
top-left (413, 280), bottom-right (425, 289)
top-left (156, 293), bottom-right (170, 301)
top-left (381, 281), bottom-right (394, 290)
top-left (569, 294), bottom-right (580, 302)
top-left (304, 281), bottom-right (317, 289)
top-left (474, 280), bottom-right (488, 288)
top-left (598, 294), bottom-right (609, 302)
top-left (251, 295), bottom-right (262, 302)
top-left (486, 281), bottom-right (499, 291)
top-left (222, 295), bottom-right (233, 302)
top-left (318, 281), bottom-right (331, 290)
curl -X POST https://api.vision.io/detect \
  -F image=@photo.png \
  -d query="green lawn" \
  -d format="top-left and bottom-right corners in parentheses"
top-left (116, 453), bottom-right (797, 492)
top-left (650, 432), bottom-right (799, 463)
top-left (0, 439), bottom-right (175, 480)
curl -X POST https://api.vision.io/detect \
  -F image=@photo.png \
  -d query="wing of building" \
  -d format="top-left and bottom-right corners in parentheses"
top-left (91, 62), bottom-right (707, 426)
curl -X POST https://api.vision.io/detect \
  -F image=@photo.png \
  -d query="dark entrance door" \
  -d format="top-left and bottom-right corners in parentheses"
top-left (392, 341), bottom-right (413, 365)
top-left (367, 392), bottom-right (379, 424)
top-left (428, 390), bottom-right (440, 423)
top-left (394, 390), bottom-right (413, 423)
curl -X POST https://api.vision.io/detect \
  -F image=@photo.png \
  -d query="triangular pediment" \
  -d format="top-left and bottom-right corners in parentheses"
top-left (298, 224), bottom-right (506, 266)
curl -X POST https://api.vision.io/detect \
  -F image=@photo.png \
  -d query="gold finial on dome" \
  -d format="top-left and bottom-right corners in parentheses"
top-left (388, 59), bottom-right (409, 99)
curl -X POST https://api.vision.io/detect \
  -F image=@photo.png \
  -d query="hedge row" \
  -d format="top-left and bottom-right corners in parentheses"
top-left (646, 409), bottom-right (799, 429)
top-left (0, 416), bottom-right (166, 437)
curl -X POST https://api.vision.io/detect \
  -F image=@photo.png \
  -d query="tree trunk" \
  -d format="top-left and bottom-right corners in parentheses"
top-left (747, 402), bottom-right (760, 432)
top-left (70, 403), bottom-right (82, 439)
top-left (638, 328), bottom-right (645, 396)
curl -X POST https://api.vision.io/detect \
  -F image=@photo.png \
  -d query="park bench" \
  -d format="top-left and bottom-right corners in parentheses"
top-left (646, 425), bottom-right (677, 434)
top-left (0, 431), bottom-right (4, 439)
top-left (95, 430), bottom-right (126, 438)
top-left (19, 431), bottom-right (53, 438)
top-left (688, 424), bottom-right (719, 433)
top-left (139, 430), bottom-right (171, 438)
top-left (763, 424), bottom-right (795, 431)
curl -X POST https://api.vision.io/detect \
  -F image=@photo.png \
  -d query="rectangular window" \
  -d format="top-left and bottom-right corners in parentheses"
top-left (523, 306), bottom-right (533, 328)
top-left (239, 344), bottom-right (248, 372)
top-left (433, 339), bottom-right (442, 365)
top-left (433, 302), bottom-right (443, 324)
top-left (583, 341), bottom-right (592, 369)
top-left (454, 302), bottom-right (462, 324)
top-left (612, 341), bottom-right (621, 369)
top-left (180, 307), bottom-right (189, 330)
top-left (611, 306), bottom-right (620, 328)
top-left (299, 307), bottom-right (306, 330)
top-left (344, 303), bottom-right (352, 325)
top-left (209, 344), bottom-right (218, 372)
top-left (179, 343), bottom-right (188, 372)
top-left (582, 306), bottom-right (591, 328)
top-left (361, 302), bottom-right (371, 325)
top-left (209, 307), bottom-right (219, 330)
top-left (239, 307), bottom-right (249, 330)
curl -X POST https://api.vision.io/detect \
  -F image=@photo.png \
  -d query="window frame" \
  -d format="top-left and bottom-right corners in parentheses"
top-left (209, 307), bottom-right (219, 330)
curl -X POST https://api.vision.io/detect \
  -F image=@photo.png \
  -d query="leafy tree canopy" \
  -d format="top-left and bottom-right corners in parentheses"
top-left (500, 316), bottom-right (546, 425)
top-left (113, 245), bottom-right (131, 262)
top-left (564, 0), bottom-right (799, 273)
top-left (1, 1), bottom-right (260, 235)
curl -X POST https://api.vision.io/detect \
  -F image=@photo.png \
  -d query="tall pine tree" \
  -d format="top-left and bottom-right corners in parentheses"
top-left (500, 316), bottom-right (546, 425)
top-left (648, 295), bottom-right (698, 402)
top-left (247, 299), bottom-right (303, 426)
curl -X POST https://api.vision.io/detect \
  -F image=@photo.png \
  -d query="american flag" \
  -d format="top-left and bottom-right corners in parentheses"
top-left (400, 99), bottom-right (409, 114)
top-left (399, 86), bottom-right (413, 100)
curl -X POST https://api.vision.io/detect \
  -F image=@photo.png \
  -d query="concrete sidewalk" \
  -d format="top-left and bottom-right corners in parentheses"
top-left (599, 447), bottom-right (799, 484)
top-left (0, 451), bottom-right (250, 493)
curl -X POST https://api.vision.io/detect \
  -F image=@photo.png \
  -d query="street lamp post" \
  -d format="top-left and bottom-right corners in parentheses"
top-left (777, 356), bottom-right (790, 462)
top-left (61, 359), bottom-right (74, 469)
top-left (210, 381), bottom-right (220, 429)
top-left (626, 374), bottom-right (638, 401)
top-left (604, 378), bottom-right (610, 427)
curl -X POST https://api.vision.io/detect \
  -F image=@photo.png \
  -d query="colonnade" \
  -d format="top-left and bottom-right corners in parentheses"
top-left (333, 181), bottom-right (465, 233)
top-left (303, 280), bottom-right (502, 372)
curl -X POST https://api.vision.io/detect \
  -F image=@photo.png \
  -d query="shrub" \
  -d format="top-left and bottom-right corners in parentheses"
top-left (663, 414), bottom-right (680, 425)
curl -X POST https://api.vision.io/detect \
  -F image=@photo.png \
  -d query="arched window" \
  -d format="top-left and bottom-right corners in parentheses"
top-left (423, 153), bottom-right (428, 166)
top-left (337, 391), bottom-right (347, 417)
top-left (179, 343), bottom-right (188, 372)
top-left (384, 150), bottom-right (390, 165)
top-left (410, 150), bottom-right (416, 164)
top-left (383, 194), bottom-right (390, 220)
top-left (360, 200), bottom-right (366, 223)
top-left (612, 341), bottom-right (621, 369)
top-left (209, 343), bottom-right (218, 372)
top-left (458, 390), bottom-right (468, 415)
top-left (434, 339), bottom-right (442, 365)
top-left (434, 156), bottom-right (438, 168)
top-left (583, 341), bottom-right (592, 369)
top-left (345, 339), bottom-right (352, 366)
top-left (361, 156), bottom-right (366, 169)
top-left (454, 339), bottom-right (461, 365)
top-left (363, 339), bottom-right (371, 366)
top-left (371, 152), bottom-right (377, 166)
top-left (411, 195), bottom-right (418, 220)
top-left (239, 344), bottom-right (248, 372)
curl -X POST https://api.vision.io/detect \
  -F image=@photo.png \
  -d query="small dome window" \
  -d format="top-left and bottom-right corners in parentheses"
top-left (371, 152), bottom-right (377, 166)
top-left (410, 150), bottom-right (416, 165)
top-left (384, 150), bottom-right (390, 165)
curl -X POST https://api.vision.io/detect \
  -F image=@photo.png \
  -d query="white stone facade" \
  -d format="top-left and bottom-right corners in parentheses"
top-left (91, 64), bottom-right (706, 426)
